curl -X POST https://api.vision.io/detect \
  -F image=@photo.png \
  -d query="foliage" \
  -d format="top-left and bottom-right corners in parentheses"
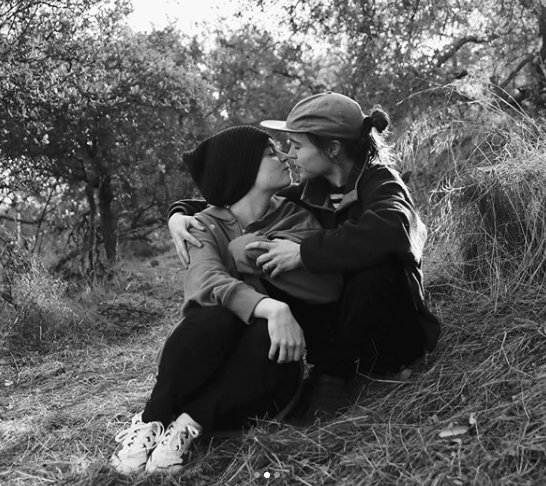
top-left (253, 0), bottom-right (546, 120)
top-left (203, 25), bottom-right (325, 130)
top-left (0, 1), bottom-right (209, 271)
top-left (1, 3), bottom-right (546, 484)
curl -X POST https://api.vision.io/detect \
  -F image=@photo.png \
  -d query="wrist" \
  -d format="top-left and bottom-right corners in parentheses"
top-left (253, 298), bottom-right (289, 319)
top-left (293, 243), bottom-right (303, 268)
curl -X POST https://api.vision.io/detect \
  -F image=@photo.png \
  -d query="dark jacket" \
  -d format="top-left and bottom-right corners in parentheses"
top-left (279, 161), bottom-right (441, 351)
top-left (169, 162), bottom-right (441, 351)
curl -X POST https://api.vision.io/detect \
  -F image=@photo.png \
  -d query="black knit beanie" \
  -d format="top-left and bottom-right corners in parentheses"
top-left (182, 125), bottom-right (271, 206)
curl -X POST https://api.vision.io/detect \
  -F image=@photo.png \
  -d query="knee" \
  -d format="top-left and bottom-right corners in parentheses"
top-left (241, 318), bottom-right (272, 356)
top-left (165, 306), bottom-right (245, 351)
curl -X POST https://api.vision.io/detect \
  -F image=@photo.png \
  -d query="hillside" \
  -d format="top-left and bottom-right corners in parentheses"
top-left (1, 247), bottom-right (544, 485)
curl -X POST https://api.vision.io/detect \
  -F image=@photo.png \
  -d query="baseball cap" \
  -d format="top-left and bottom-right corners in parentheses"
top-left (260, 92), bottom-right (365, 140)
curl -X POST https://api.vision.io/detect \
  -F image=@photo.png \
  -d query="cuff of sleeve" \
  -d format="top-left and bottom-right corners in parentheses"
top-left (300, 235), bottom-right (321, 272)
top-left (167, 201), bottom-right (189, 221)
top-left (226, 284), bottom-right (267, 324)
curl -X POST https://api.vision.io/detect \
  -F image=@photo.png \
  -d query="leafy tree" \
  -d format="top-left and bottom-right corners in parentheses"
top-left (201, 25), bottom-right (325, 130)
top-left (255, 0), bottom-right (546, 118)
top-left (0, 1), bottom-right (209, 270)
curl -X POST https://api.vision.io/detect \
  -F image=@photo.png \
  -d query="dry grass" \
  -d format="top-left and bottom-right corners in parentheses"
top-left (0, 257), bottom-right (97, 349)
top-left (1, 92), bottom-right (545, 484)
top-left (458, 163), bottom-right (546, 292)
top-left (1, 248), bottom-right (545, 485)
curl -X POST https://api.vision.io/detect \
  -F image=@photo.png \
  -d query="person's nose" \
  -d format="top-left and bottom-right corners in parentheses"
top-left (277, 149), bottom-right (295, 162)
top-left (288, 146), bottom-right (297, 159)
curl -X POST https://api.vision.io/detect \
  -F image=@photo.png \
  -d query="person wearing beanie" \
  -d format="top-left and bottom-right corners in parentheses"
top-left (110, 125), bottom-right (346, 476)
top-left (182, 125), bottom-right (270, 207)
top-left (168, 92), bottom-right (442, 418)
top-left (179, 125), bottom-right (343, 304)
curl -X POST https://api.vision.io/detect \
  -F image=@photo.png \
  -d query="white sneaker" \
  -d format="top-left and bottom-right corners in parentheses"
top-left (145, 413), bottom-right (202, 474)
top-left (110, 413), bottom-right (164, 475)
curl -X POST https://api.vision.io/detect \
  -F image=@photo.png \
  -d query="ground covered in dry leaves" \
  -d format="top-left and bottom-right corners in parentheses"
top-left (1, 251), bottom-right (545, 485)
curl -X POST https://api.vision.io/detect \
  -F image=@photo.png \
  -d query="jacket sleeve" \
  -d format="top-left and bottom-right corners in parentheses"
top-left (167, 199), bottom-right (208, 219)
top-left (184, 227), bottom-right (267, 324)
top-left (300, 169), bottom-right (427, 274)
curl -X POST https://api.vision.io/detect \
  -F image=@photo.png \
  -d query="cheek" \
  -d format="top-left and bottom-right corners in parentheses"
top-left (300, 149), bottom-right (326, 172)
top-left (298, 149), bottom-right (314, 165)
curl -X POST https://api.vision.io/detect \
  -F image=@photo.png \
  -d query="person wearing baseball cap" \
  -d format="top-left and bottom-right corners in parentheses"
top-left (167, 93), bottom-right (442, 418)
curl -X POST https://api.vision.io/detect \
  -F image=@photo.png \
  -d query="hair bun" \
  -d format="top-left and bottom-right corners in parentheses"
top-left (369, 108), bottom-right (389, 133)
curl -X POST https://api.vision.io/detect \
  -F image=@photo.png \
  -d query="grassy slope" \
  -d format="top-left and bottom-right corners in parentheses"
top-left (1, 250), bottom-right (545, 486)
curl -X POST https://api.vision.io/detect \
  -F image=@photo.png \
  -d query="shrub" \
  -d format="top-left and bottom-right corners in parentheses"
top-left (396, 82), bottom-right (546, 302)
top-left (1, 256), bottom-right (96, 349)
top-left (459, 157), bottom-right (546, 290)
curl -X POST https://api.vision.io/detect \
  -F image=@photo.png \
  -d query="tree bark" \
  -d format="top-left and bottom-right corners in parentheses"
top-left (540, 2), bottom-right (546, 62)
top-left (84, 182), bottom-right (97, 273)
top-left (97, 174), bottom-right (117, 264)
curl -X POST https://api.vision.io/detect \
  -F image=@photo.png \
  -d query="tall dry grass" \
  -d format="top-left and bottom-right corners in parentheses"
top-left (397, 84), bottom-right (546, 306)
top-left (0, 254), bottom-right (99, 350)
top-left (1, 85), bottom-right (545, 484)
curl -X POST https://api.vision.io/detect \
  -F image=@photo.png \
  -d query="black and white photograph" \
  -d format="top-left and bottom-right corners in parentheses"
top-left (1, 1), bottom-right (545, 484)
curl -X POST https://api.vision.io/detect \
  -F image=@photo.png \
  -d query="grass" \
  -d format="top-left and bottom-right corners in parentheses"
top-left (1, 91), bottom-right (545, 485)
top-left (1, 248), bottom-right (545, 485)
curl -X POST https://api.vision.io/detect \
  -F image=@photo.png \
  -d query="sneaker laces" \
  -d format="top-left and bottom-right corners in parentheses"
top-left (160, 423), bottom-right (200, 453)
top-left (115, 419), bottom-right (164, 451)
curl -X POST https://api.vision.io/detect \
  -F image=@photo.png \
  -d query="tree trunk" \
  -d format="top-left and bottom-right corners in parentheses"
top-left (97, 174), bottom-right (117, 264)
top-left (84, 183), bottom-right (97, 273)
top-left (540, 2), bottom-right (546, 62)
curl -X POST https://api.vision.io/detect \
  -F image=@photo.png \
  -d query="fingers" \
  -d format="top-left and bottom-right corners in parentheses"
top-left (277, 344), bottom-right (288, 363)
top-left (189, 218), bottom-right (205, 232)
top-left (173, 237), bottom-right (189, 267)
top-left (261, 261), bottom-right (281, 279)
top-left (185, 234), bottom-right (203, 249)
top-left (268, 341), bottom-right (280, 361)
top-left (256, 254), bottom-right (272, 268)
top-left (185, 219), bottom-right (204, 248)
top-left (245, 241), bottom-right (275, 253)
top-left (292, 336), bottom-right (306, 362)
top-left (177, 245), bottom-right (189, 268)
top-left (269, 265), bottom-right (281, 279)
top-left (272, 340), bottom-right (306, 363)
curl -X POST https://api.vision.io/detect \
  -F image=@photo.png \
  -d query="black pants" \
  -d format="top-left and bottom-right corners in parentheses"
top-left (142, 260), bottom-right (426, 429)
top-left (142, 306), bottom-right (301, 430)
top-left (265, 260), bottom-right (426, 378)
top-left (339, 261), bottom-right (426, 375)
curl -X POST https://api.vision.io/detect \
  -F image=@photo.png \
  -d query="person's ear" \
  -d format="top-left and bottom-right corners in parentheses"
top-left (328, 140), bottom-right (341, 159)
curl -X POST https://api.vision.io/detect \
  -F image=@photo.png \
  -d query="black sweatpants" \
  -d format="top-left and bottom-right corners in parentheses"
top-left (264, 260), bottom-right (427, 379)
top-left (339, 260), bottom-right (427, 376)
top-left (142, 305), bottom-right (302, 431)
top-left (142, 260), bottom-right (426, 429)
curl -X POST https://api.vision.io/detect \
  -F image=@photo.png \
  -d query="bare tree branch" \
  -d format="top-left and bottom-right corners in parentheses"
top-left (0, 213), bottom-right (39, 225)
top-left (500, 53), bottom-right (536, 88)
top-left (435, 35), bottom-right (498, 67)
